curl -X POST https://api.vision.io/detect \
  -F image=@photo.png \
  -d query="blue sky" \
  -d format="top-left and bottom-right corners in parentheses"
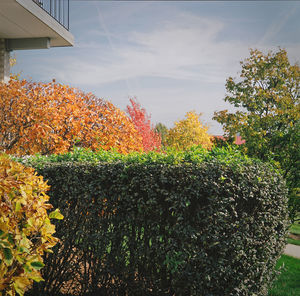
top-left (12, 1), bottom-right (300, 135)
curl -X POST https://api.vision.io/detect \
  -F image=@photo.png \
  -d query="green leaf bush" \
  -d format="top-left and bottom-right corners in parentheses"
top-left (22, 147), bottom-right (289, 296)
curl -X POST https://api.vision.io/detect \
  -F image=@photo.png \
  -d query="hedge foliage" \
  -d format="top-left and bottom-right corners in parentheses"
top-left (21, 147), bottom-right (289, 296)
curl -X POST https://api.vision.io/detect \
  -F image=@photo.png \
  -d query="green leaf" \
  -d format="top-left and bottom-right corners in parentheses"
top-left (0, 239), bottom-right (10, 248)
top-left (15, 201), bottom-right (22, 212)
top-left (3, 247), bottom-right (13, 265)
top-left (13, 282), bottom-right (25, 296)
top-left (49, 209), bottom-right (64, 220)
top-left (24, 264), bottom-right (32, 273)
top-left (18, 246), bottom-right (30, 254)
top-left (7, 234), bottom-right (14, 244)
top-left (29, 275), bottom-right (45, 283)
top-left (30, 261), bottom-right (45, 270)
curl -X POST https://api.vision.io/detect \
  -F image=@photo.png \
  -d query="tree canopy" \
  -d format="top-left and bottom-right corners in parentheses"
top-left (0, 79), bottom-right (143, 155)
top-left (166, 111), bottom-right (212, 150)
top-left (126, 98), bottom-right (161, 151)
top-left (213, 48), bottom-right (300, 220)
top-left (155, 122), bottom-right (169, 148)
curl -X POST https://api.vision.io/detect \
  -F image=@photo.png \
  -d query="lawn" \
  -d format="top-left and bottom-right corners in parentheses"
top-left (268, 255), bottom-right (300, 296)
top-left (287, 237), bottom-right (300, 246)
top-left (290, 223), bottom-right (300, 235)
top-left (288, 222), bottom-right (300, 246)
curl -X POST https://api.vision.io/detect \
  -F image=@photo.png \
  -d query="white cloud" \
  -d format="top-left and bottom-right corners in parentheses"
top-left (50, 12), bottom-right (250, 86)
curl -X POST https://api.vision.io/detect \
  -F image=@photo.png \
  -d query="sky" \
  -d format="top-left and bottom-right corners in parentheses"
top-left (12, 0), bottom-right (300, 135)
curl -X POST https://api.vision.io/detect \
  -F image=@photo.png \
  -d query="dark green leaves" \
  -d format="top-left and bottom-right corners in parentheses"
top-left (3, 248), bottom-right (13, 265)
top-left (26, 148), bottom-right (289, 296)
top-left (30, 261), bottom-right (45, 270)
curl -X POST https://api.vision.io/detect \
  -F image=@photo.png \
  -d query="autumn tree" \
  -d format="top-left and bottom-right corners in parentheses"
top-left (166, 111), bottom-right (212, 150)
top-left (0, 79), bottom-right (143, 155)
top-left (126, 98), bottom-right (161, 151)
top-left (84, 96), bottom-right (143, 154)
top-left (213, 48), bottom-right (300, 221)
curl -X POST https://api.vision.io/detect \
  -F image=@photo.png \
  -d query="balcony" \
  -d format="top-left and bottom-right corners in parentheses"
top-left (0, 0), bottom-right (74, 47)
top-left (32, 0), bottom-right (69, 30)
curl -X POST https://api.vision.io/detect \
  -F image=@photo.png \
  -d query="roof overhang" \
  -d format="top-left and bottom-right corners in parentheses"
top-left (0, 0), bottom-right (74, 48)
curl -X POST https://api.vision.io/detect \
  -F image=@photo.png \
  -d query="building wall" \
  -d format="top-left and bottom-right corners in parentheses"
top-left (0, 39), bottom-right (10, 82)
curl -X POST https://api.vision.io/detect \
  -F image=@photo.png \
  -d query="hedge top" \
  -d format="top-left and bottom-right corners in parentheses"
top-left (16, 146), bottom-right (268, 169)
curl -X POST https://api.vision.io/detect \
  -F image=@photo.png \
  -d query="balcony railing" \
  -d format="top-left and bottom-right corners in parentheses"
top-left (32, 0), bottom-right (69, 30)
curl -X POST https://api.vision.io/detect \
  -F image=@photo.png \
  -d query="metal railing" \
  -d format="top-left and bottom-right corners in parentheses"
top-left (32, 0), bottom-right (69, 30)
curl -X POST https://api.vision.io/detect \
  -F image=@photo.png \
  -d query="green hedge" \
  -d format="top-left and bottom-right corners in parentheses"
top-left (22, 148), bottom-right (289, 296)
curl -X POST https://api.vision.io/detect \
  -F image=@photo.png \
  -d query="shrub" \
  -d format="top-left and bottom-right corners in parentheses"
top-left (22, 148), bottom-right (289, 296)
top-left (0, 154), bottom-right (63, 296)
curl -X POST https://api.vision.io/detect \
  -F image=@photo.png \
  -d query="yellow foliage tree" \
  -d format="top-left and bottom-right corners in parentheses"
top-left (166, 111), bottom-right (212, 150)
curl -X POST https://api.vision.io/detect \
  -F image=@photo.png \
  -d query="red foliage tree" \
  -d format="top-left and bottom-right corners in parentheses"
top-left (126, 99), bottom-right (161, 151)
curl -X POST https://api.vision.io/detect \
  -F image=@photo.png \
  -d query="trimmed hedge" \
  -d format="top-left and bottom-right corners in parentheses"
top-left (22, 148), bottom-right (289, 296)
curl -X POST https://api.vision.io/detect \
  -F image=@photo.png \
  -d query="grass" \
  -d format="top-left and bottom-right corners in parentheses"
top-left (287, 237), bottom-right (300, 246)
top-left (288, 222), bottom-right (300, 246)
top-left (289, 223), bottom-right (300, 236)
top-left (268, 255), bottom-right (300, 296)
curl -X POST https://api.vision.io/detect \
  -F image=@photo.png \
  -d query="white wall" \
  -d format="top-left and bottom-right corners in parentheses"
top-left (0, 39), bottom-right (10, 82)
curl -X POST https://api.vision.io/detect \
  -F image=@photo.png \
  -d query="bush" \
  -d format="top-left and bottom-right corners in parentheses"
top-left (22, 147), bottom-right (289, 296)
top-left (0, 154), bottom-right (63, 296)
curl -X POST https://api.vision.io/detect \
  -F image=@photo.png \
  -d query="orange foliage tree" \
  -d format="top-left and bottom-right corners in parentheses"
top-left (0, 79), bottom-right (143, 155)
top-left (85, 96), bottom-right (143, 154)
top-left (126, 98), bottom-right (161, 151)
